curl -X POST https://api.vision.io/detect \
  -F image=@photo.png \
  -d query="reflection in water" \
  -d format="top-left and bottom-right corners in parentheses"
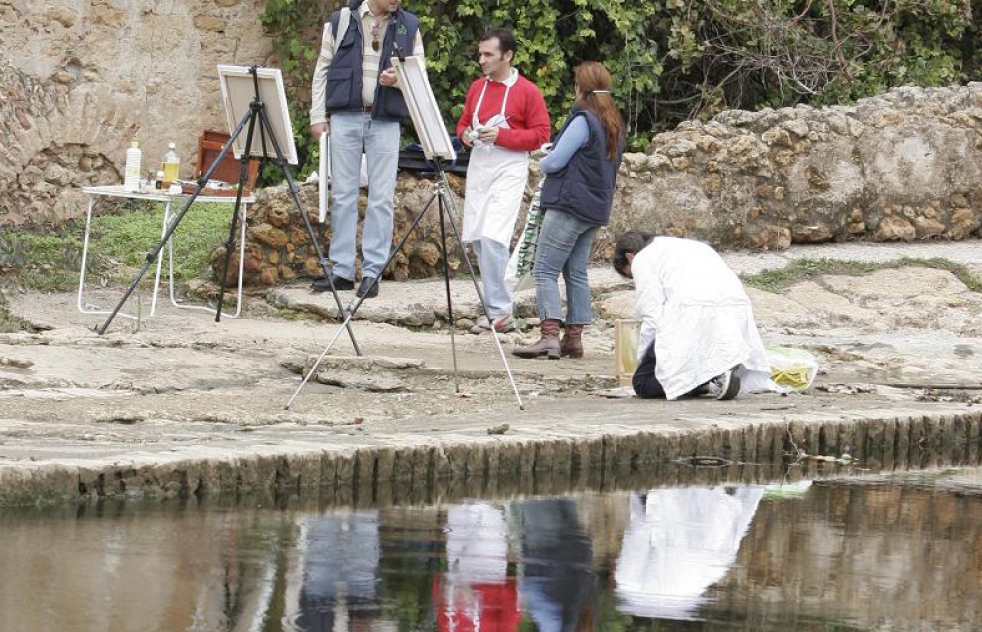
top-left (615, 487), bottom-right (764, 620)
top-left (520, 499), bottom-right (596, 632)
top-left (291, 511), bottom-right (381, 631)
top-left (1, 470), bottom-right (981, 631)
top-left (434, 503), bottom-right (519, 632)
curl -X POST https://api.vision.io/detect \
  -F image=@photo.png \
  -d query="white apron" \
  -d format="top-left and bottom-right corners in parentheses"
top-left (462, 70), bottom-right (530, 245)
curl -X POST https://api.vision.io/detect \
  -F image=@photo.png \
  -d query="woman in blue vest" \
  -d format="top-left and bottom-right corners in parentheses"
top-left (514, 62), bottom-right (625, 359)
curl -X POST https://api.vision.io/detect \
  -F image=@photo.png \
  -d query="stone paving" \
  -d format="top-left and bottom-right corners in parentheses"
top-left (1, 240), bottom-right (981, 505)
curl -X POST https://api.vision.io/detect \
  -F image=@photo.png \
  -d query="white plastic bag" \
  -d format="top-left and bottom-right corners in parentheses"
top-left (766, 346), bottom-right (819, 393)
top-left (504, 177), bottom-right (546, 293)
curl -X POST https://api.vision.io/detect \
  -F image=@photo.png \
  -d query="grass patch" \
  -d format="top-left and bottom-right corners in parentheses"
top-left (0, 201), bottom-right (232, 291)
top-left (0, 290), bottom-right (31, 333)
top-left (90, 201), bottom-right (231, 281)
top-left (741, 257), bottom-right (982, 293)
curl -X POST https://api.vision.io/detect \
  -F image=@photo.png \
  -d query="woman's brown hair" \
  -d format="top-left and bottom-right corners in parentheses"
top-left (574, 62), bottom-right (625, 160)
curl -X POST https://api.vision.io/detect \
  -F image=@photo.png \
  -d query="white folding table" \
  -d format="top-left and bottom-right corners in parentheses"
top-left (78, 185), bottom-right (255, 320)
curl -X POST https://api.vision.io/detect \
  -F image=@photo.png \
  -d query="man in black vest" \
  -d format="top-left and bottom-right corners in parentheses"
top-left (309, 0), bottom-right (424, 298)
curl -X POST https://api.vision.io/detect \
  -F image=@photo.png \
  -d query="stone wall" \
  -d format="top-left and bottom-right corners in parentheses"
top-left (210, 174), bottom-right (467, 286)
top-left (4, 1), bottom-right (982, 261)
top-left (230, 83), bottom-right (982, 285)
top-left (0, 0), bottom-right (273, 225)
top-left (612, 83), bottom-right (982, 250)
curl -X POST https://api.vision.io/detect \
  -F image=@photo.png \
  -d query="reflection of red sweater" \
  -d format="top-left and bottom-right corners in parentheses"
top-left (433, 574), bottom-right (521, 632)
top-left (455, 74), bottom-right (551, 152)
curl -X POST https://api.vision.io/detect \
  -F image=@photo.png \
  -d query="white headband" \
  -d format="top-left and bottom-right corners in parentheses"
top-left (591, 90), bottom-right (610, 95)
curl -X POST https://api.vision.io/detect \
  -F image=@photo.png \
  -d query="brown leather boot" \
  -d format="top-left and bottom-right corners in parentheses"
top-left (512, 318), bottom-right (561, 359)
top-left (561, 324), bottom-right (584, 359)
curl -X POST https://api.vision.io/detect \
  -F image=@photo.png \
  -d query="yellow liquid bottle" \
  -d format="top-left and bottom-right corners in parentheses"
top-left (162, 142), bottom-right (180, 185)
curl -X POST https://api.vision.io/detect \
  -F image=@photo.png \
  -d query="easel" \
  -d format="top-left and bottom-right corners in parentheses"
top-left (286, 54), bottom-right (524, 410)
top-left (97, 65), bottom-right (361, 357)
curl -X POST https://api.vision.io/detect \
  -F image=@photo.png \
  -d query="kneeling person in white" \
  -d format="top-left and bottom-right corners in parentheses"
top-left (613, 232), bottom-right (775, 400)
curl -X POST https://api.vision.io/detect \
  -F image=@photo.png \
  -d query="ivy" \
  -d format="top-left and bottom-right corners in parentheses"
top-left (261, 0), bottom-right (982, 180)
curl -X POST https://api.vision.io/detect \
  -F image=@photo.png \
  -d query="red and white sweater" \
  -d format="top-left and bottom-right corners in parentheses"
top-left (455, 72), bottom-right (551, 152)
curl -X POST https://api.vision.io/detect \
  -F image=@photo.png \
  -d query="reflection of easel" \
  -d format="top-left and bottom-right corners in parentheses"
top-left (286, 53), bottom-right (524, 410)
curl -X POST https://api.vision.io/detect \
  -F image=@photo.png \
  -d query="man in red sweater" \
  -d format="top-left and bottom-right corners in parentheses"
top-left (456, 29), bottom-right (551, 333)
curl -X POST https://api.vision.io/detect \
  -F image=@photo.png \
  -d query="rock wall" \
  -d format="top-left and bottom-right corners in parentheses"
top-left (4, 1), bottom-right (982, 262)
top-left (0, 0), bottom-right (273, 225)
top-left (612, 83), bottom-right (982, 250)
top-left (222, 83), bottom-right (982, 285)
top-left (210, 174), bottom-right (468, 285)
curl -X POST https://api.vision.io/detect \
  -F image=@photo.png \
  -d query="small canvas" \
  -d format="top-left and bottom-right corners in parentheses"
top-left (217, 65), bottom-right (298, 165)
top-left (318, 133), bottom-right (329, 223)
top-left (391, 56), bottom-right (456, 162)
top-left (614, 319), bottom-right (641, 386)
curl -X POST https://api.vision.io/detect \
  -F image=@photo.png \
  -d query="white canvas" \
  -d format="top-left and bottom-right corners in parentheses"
top-left (217, 65), bottom-right (299, 165)
top-left (391, 56), bottom-right (456, 162)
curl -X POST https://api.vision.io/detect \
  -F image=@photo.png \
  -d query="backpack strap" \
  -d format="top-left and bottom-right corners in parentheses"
top-left (333, 7), bottom-right (351, 55)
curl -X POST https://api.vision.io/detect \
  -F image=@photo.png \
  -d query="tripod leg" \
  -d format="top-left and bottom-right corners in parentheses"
top-left (215, 110), bottom-right (259, 322)
top-left (286, 191), bottom-right (440, 409)
top-left (438, 194), bottom-right (460, 393)
top-left (436, 175), bottom-right (525, 411)
top-left (98, 106), bottom-right (255, 334)
top-left (255, 108), bottom-right (362, 356)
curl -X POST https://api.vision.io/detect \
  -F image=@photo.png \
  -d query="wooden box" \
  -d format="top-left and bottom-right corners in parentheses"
top-left (195, 130), bottom-right (260, 193)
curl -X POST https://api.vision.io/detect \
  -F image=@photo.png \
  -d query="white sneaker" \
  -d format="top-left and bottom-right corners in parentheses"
top-left (475, 313), bottom-right (516, 333)
top-left (708, 366), bottom-right (742, 400)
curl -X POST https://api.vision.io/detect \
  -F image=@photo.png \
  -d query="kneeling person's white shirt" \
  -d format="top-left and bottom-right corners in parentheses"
top-left (633, 237), bottom-right (774, 399)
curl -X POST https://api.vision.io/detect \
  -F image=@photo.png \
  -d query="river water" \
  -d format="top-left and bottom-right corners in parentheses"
top-left (1, 466), bottom-right (980, 631)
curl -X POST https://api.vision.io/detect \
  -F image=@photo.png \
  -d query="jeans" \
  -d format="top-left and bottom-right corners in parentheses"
top-left (472, 238), bottom-right (513, 318)
top-left (633, 341), bottom-right (666, 399)
top-left (633, 341), bottom-right (710, 399)
top-left (328, 112), bottom-right (400, 281)
top-left (533, 210), bottom-right (599, 324)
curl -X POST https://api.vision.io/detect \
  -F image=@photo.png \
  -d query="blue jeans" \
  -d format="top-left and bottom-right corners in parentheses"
top-left (328, 112), bottom-right (401, 280)
top-left (472, 238), bottom-right (513, 318)
top-left (533, 210), bottom-right (599, 325)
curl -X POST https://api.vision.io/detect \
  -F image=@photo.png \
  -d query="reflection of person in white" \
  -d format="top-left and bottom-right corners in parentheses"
top-left (456, 28), bottom-right (551, 334)
top-left (614, 486), bottom-right (764, 620)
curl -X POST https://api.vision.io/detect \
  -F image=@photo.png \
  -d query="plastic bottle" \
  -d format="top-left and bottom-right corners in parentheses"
top-left (155, 170), bottom-right (164, 190)
top-left (162, 142), bottom-right (180, 187)
top-left (124, 139), bottom-right (142, 192)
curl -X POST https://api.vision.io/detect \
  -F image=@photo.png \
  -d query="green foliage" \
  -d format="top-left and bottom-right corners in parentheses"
top-left (0, 202), bottom-right (231, 291)
top-left (261, 0), bottom-right (982, 182)
top-left (0, 290), bottom-right (30, 333)
top-left (0, 228), bottom-right (85, 292)
top-left (90, 202), bottom-right (231, 282)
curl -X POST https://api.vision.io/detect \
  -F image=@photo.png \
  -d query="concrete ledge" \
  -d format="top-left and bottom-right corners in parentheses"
top-left (2, 407), bottom-right (978, 507)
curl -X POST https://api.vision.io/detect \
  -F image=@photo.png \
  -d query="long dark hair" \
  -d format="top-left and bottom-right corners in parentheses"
top-left (613, 231), bottom-right (654, 276)
top-left (574, 62), bottom-right (625, 160)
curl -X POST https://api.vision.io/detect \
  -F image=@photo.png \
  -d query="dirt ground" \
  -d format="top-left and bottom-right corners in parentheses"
top-left (1, 240), bottom-right (980, 501)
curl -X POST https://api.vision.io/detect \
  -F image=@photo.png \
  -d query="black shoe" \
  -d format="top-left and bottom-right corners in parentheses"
top-left (356, 276), bottom-right (379, 298)
top-left (310, 274), bottom-right (354, 293)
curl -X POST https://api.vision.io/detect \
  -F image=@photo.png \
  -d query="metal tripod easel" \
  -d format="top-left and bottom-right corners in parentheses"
top-left (286, 162), bottom-right (524, 410)
top-left (97, 65), bottom-right (361, 356)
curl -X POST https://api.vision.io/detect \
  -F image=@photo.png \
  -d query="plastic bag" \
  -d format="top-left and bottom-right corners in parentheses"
top-left (766, 346), bottom-right (819, 393)
top-left (504, 176), bottom-right (546, 293)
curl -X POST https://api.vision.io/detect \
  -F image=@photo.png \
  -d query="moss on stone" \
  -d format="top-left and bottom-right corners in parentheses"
top-left (742, 257), bottom-right (982, 294)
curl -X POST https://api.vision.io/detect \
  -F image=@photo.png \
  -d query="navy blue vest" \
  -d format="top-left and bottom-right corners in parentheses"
top-left (324, 0), bottom-right (419, 121)
top-left (540, 109), bottom-right (624, 225)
